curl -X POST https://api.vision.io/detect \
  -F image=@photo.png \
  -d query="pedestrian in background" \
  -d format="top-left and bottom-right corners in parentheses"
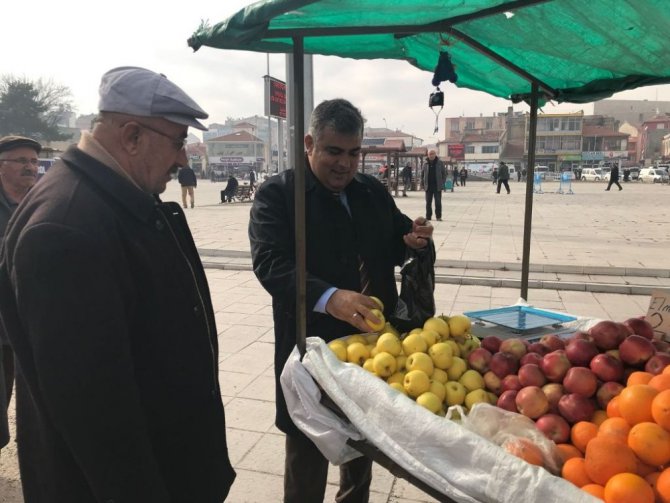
top-left (459, 166), bottom-right (468, 187)
top-left (492, 167), bottom-right (499, 185)
top-left (452, 164), bottom-right (459, 187)
top-left (423, 149), bottom-right (447, 221)
top-left (497, 161), bottom-right (511, 194)
top-left (0, 66), bottom-right (235, 502)
top-left (401, 162), bottom-right (412, 196)
top-left (605, 164), bottom-right (623, 191)
top-left (220, 174), bottom-right (239, 203)
top-left (0, 135), bottom-right (41, 454)
top-left (517, 166), bottom-right (522, 182)
top-left (178, 164), bottom-right (197, 208)
top-left (249, 168), bottom-right (257, 192)
top-left (249, 98), bottom-right (433, 503)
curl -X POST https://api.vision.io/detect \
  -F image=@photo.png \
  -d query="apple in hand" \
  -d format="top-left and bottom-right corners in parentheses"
top-left (535, 413), bottom-right (571, 444)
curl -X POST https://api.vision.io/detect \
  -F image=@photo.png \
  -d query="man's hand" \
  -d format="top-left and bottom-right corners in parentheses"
top-left (403, 217), bottom-right (433, 249)
top-left (325, 290), bottom-right (382, 330)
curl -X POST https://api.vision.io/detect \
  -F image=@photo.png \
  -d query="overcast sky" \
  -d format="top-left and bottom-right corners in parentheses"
top-left (5, 1), bottom-right (670, 144)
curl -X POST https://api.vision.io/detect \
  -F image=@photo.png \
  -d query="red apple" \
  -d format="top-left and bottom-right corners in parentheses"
top-left (652, 340), bottom-right (670, 353)
top-left (483, 371), bottom-right (502, 395)
top-left (541, 350), bottom-right (572, 383)
top-left (489, 352), bottom-right (519, 379)
top-left (605, 349), bottom-right (621, 361)
top-left (622, 317), bottom-right (654, 340)
top-left (542, 382), bottom-right (565, 413)
top-left (596, 381), bottom-right (624, 409)
top-left (467, 347), bottom-right (492, 373)
top-left (645, 353), bottom-right (670, 375)
top-left (520, 352), bottom-right (544, 367)
top-left (619, 334), bottom-right (655, 366)
top-left (518, 363), bottom-right (547, 388)
top-left (535, 413), bottom-right (571, 444)
top-left (557, 393), bottom-right (596, 424)
top-left (481, 335), bottom-right (502, 354)
top-left (527, 342), bottom-right (551, 356)
top-left (589, 353), bottom-right (624, 383)
top-left (539, 334), bottom-right (565, 352)
top-left (589, 320), bottom-right (626, 350)
top-left (497, 390), bottom-right (519, 413)
top-left (563, 367), bottom-right (598, 397)
top-left (570, 331), bottom-right (594, 343)
top-left (499, 338), bottom-right (527, 361)
top-left (565, 338), bottom-right (599, 367)
top-left (501, 374), bottom-right (523, 393)
top-left (515, 386), bottom-right (549, 419)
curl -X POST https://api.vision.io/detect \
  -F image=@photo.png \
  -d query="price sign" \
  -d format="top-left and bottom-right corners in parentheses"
top-left (646, 289), bottom-right (670, 341)
top-left (264, 76), bottom-right (287, 119)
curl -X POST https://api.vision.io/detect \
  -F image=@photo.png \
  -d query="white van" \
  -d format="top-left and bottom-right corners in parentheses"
top-left (639, 168), bottom-right (669, 183)
top-left (581, 168), bottom-right (603, 181)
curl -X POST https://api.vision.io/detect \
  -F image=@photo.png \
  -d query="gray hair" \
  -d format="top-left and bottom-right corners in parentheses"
top-left (309, 99), bottom-right (364, 143)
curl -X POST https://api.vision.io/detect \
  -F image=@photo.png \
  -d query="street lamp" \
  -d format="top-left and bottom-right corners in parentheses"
top-left (383, 118), bottom-right (388, 129)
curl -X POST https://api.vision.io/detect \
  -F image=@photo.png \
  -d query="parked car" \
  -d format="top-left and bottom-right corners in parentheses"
top-left (628, 167), bottom-right (640, 181)
top-left (581, 168), bottom-right (603, 181)
top-left (639, 168), bottom-right (669, 183)
top-left (534, 165), bottom-right (550, 180)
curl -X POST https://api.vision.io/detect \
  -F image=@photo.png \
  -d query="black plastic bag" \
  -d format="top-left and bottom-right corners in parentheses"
top-left (390, 242), bottom-right (436, 333)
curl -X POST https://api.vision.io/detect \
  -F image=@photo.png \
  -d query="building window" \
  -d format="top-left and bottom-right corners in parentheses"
top-left (482, 145), bottom-right (499, 153)
top-left (465, 146), bottom-right (475, 154)
top-left (485, 120), bottom-right (493, 129)
top-left (465, 120), bottom-right (475, 130)
top-left (451, 120), bottom-right (460, 131)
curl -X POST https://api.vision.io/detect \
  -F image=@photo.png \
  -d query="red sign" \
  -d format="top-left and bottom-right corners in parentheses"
top-left (265, 76), bottom-right (287, 119)
top-left (448, 144), bottom-right (465, 160)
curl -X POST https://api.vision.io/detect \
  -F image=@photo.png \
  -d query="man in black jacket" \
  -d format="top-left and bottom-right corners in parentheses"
top-left (0, 67), bottom-right (235, 502)
top-left (605, 164), bottom-right (623, 191)
top-left (177, 165), bottom-right (197, 208)
top-left (220, 174), bottom-right (239, 203)
top-left (249, 98), bottom-right (432, 503)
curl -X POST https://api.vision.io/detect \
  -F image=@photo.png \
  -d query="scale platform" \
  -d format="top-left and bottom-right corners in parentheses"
top-left (464, 306), bottom-right (578, 341)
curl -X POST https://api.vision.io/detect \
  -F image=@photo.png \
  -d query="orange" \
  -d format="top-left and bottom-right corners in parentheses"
top-left (503, 437), bottom-right (544, 467)
top-left (663, 365), bottom-right (670, 376)
top-left (656, 467), bottom-right (670, 503)
top-left (598, 417), bottom-right (631, 444)
top-left (592, 409), bottom-right (608, 426)
top-left (561, 456), bottom-right (592, 488)
top-left (618, 384), bottom-right (659, 426)
top-left (637, 459), bottom-right (659, 477)
top-left (628, 371), bottom-right (654, 386)
top-left (584, 437), bottom-right (638, 485)
top-left (644, 471), bottom-right (661, 494)
top-left (649, 374), bottom-right (670, 392)
top-left (571, 421), bottom-right (599, 454)
top-left (607, 395), bottom-right (622, 418)
top-left (556, 443), bottom-right (583, 464)
top-left (628, 422), bottom-right (670, 467)
top-left (652, 389), bottom-right (670, 432)
top-left (581, 483), bottom-right (605, 499)
top-left (603, 472), bottom-right (654, 503)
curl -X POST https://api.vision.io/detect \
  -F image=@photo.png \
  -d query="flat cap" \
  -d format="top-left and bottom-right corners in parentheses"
top-left (98, 66), bottom-right (209, 131)
top-left (0, 136), bottom-right (42, 155)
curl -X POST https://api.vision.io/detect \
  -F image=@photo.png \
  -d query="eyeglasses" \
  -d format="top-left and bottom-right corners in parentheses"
top-left (125, 122), bottom-right (187, 151)
top-left (0, 158), bottom-right (39, 167)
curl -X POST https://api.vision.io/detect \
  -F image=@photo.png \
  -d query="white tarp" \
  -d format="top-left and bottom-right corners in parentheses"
top-left (281, 337), bottom-right (599, 503)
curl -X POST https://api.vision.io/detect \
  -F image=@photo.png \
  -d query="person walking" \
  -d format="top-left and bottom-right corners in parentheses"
top-left (0, 66), bottom-right (235, 502)
top-left (249, 98), bottom-right (433, 503)
top-left (0, 135), bottom-right (41, 454)
top-left (492, 167), bottom-right (499, 185)
top-left (452, 164), bottom-right (459, 187)
top-left (605, 164), bottom-right (623, 191)
top-left (517, 166), bottom-right (522, 182)
top-left (423, 149), bottom-right (447, 221)
top-left (497, 161), bottom-right (511, 194)
top-left (177, 164), bottom-right (197, 208)
top-left (249, 168), bottom-right (257, 192)
top-left (459, 166), bottom-right (468, 187)
top-left (401, 162), bottom-right (412, 196)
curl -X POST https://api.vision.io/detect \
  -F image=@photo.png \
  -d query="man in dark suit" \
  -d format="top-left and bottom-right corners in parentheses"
top-left (605, 164), bottom-right (623, 191)
top-left (249, 98), bottom-right (433, 503)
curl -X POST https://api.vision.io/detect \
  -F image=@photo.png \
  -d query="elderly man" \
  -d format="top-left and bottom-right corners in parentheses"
top-left (0, 135), bottom-right (41, 453)
top-left (249, 98), bottom-right (433, 503)
top-left (0, 67), bottom-right (235, 502)
top-left (422, 149), bottom-right (447, 221)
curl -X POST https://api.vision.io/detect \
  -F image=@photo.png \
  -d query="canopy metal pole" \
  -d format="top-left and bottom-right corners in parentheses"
top-left (520, 83), bottom-right (539, 301)
top-left (292, 36), bottom-right (308, 357)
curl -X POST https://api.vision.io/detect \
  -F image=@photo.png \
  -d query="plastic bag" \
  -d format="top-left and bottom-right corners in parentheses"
top-left (448, 403), bottom-right (563, 475)
top-left (390, 242), bottom-right (436, 333)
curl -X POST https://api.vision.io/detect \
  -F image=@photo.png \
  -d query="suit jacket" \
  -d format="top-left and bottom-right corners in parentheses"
top-left (0, 147), bottom-right (235, 502)
top-left (249, 164), bottom-right (412, 435)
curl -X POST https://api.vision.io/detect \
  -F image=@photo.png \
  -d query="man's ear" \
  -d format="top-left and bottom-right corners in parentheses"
top-left (304, 134), bottom-right (314, 154)
top-left (119, 122), bottom-right (142, 154)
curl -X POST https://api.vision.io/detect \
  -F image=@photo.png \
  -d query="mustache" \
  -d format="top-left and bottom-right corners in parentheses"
top-left (21, 169), bottom-right (36, 176)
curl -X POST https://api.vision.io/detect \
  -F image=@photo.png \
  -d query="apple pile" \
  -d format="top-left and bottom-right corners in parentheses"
top-left (476, 317), bottom-right (670, 445)
top-left (327, 313), bottom-right (498, 416)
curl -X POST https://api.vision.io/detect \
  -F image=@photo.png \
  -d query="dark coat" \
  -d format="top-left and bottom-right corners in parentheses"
top-left (0, 147), bottom-right (235, 502)
top-left (249, 165), bottom-right (412, 435)
top-left (422, 157), bottom-right (447, 191)
top-left (610, 165), bottom-right (620, 181)
top-left (177, 166), bottom-right (197, 187)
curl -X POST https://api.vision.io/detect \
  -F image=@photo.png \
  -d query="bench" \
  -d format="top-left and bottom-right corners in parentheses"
top-left (233, 185), bottom-right (254, 202)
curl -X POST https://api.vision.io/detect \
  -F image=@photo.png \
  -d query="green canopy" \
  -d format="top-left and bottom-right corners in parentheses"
top-left (188, 0), bottom-right (670, 104)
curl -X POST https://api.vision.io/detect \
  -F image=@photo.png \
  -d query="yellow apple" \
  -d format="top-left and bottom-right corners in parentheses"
top-left (459, 369), bottom-right (485, 392)
top-left (423, 317), bottom-right (450, 340)
top-left (369, 296), bottom-right (384, 311)
top-left (428, 342), bottom-right (454, 370)
top-left (346, 342), bottom-right (370, 366)
top-left (444, 339), bottom-right (461, 358)
top-left (446, 356), bottom-right (467, 381)
top-left (409, 328), bottom-right (423, 335)
top-left (387, 371), bottom-right (405, 385)
top-left (363, 358), bottom-right (376, 374)
top-left (389, 382), bottom-right (406, 395)
top-left (401, 333), bottom-right (428, 355)
top-left (366, 309), bottom-right (386, 332)
top-left (376, 332), bottom-right (402, 356)
top-left (403, 369), bottom-right (430, 398)
top-left (416, 391), bottom-right (442, 414)
top-left (432, 368), bottom-right (449, 384)
top-left (429, 380), bottom-right (446, 402)
top-left (327, 340), bottom-right (347, 362)
top-left (448, 315), bottom-right (472, 338)
top-left (419, 329), bottom-right (440, 348)
top-left (444, 380), bottom-right (467, 406)
top-left (382, 322), bottom-right (400, 338)
top-left (458, 337), bottom-right (480, 359)
top-left (395, 354), bottom-right (408, 371)
top-left (369, 345), bottom-right (379, 358)
top-left (346, 334), bottom-right (367, 346)
top-left (372, 352), bottom-right (397, 378)
top-left (486, 392), bottom-right (498, 405)
top-left (405, 352), bottom-right (434, 377)
top-left (464, 388), bottom-right (489, 410)
top-left (365, 332), bottom-right (380, 345)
